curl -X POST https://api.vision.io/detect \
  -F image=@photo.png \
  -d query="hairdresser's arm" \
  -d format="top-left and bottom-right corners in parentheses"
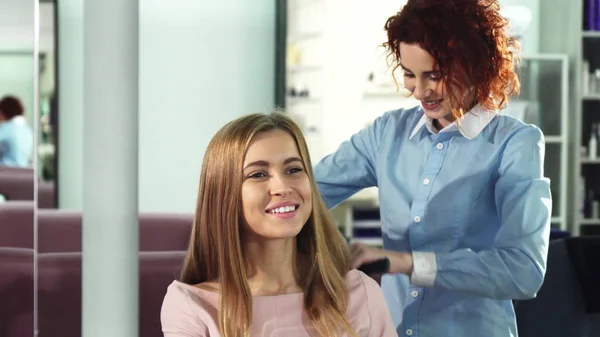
top-left (416, 126), bottom-right (551, 300)
top-left (313, 112), bottom-right (392, 209)
top-left (355, 126), bottom-right (552, 300)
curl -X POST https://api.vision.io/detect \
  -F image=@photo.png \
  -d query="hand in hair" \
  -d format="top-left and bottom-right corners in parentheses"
top-left (350, 242), bottom-right (414, 284)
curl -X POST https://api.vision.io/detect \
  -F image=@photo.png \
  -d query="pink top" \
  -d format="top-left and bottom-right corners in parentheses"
top-left (161, 269), bottom-right (398, 337)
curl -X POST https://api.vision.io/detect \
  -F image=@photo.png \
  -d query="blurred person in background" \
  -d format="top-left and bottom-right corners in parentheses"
top-left (0, 95), bottom-right (33, 167)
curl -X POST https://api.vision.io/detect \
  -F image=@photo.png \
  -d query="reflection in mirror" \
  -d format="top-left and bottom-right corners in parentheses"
top-left (38, 0), bottom-right (56, 209)
top-left (0, 0), bottom-right (36, 337)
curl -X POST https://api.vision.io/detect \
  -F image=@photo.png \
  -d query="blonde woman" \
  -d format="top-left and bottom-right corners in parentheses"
top-left (160, 112), bottom-right (397, 337)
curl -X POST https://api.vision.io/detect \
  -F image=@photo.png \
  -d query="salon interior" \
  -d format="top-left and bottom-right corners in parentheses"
top-left (0, 0), bottom-right (599, 336)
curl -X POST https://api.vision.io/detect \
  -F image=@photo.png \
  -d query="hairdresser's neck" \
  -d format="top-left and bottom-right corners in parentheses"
top-left (434, 99), bottom-right (478, 130)
top-left (244, 237), bottom-right (301, 296)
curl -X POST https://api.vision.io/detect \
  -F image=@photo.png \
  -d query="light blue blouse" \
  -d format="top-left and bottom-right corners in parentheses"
top-left (0, 116), bottom-right (33, 167)
top-left (314, 105), bottom-right (552, 337)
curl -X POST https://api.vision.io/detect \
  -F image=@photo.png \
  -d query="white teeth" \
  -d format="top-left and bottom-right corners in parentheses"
top-left (424, 98), bottom-right (443, 105)
top-left (269, 205), bottom-right (297, 214)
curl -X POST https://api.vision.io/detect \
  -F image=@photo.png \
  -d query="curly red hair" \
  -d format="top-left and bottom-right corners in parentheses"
top-left (384, 0), bottom-right (520, 119)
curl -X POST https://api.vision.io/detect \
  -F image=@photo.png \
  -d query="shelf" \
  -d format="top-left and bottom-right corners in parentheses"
top-left (352, 220), bottom-right (382, 229)
top-left (583, 31), bottom-right (600, 38)
top-left (578, 218), bottom-right (600, 225)
top-left (521, 53), bottom-right (569, 61)
top-left (286, 97), bottom-right (321, 104)
top-left (544, 135), bottom-right (563, 143)
top-left (582, 94), bottom-right (600, 101)
top-left (288, 32), bottom-right (322, 43)
top-left (550, 217), bottom-right (562, 223)
top-left (364, 90), bottom-right (401, 96)
top-left (352, 238), bottom-right (383, 246)
top-left (363, 89), bottom-right (413, 97)
top-left (581, 158), bottom-right (600, 164)
top-left (287, 65), bottom-right (321, 73)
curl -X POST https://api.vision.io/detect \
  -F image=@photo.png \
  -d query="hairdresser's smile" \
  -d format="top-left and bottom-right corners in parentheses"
top-left (421, 97), bottom-right (444, 110)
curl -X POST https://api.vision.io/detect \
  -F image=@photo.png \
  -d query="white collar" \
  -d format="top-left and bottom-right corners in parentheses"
top-left (8, 115), bottom-right (26, 125)
top-left (409, 104), bottom-right (496, 140)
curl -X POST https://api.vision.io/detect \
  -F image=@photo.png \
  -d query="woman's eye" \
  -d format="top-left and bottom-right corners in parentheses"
top-left (429, 73), bottom-right (442, 81)
top-left (403, 73), bottom-right (415, 78)
top-left (287, 167), bottom-right (303, 174)
top-left (248, 172), bottom-right (267, 179)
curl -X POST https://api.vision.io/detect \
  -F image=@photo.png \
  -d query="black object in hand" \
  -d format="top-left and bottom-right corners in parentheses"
top-left (358, 257), bottom-right (390, 275)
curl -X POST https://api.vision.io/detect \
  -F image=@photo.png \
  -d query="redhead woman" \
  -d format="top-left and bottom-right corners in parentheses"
top-left (314, 0), bottom-right (552, 336)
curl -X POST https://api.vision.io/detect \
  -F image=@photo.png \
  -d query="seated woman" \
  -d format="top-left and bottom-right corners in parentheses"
top-left (0, 95), bottom-right (33, 167)
top-left (161, 112), bottom-right (397, 337)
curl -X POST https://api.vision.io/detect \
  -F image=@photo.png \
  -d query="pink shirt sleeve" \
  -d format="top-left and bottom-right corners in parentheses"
top-left (160, 282), bottom-right (208, 337)
top-left (358, 272), bottom-right (399, 337)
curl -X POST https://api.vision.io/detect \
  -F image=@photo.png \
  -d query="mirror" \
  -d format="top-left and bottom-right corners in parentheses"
top-left (38, 0), bottom-right (56, 209)
top-left (0, 0), bottom-right (36, 336)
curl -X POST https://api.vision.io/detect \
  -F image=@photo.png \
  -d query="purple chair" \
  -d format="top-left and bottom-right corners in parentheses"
top-left (37, 252), bottom-right (81, 337)
top-left (139, 213), bottom-right (192, 251)
top-left (37, 180), bottom-right (55, 209)
top-left (139, 251), bottom-right (187, 337)
top-left (37, 210), bottom-right (192, 253)
top-left (0, 247), bottom-right (34, 337)
top-left (36, 210), bottom-right (82, 253)
top-left (37, 251), bottom-right (186, 337)
top-left (0, 167), bottom-right (34, 201)
top-left (0, 201), bottom-right (34, 249)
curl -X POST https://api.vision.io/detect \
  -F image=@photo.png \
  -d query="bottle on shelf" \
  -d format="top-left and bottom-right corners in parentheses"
top-left (584, 190), bottom-right (596, 219)
top-left (595, 69), bottom-right (600, 95)
top-left (580, 176), bottom-right (586, 218)
top-left (589, 123), bottom-right (598, 160)
top-left (287, 83), bottom-right (310, 98)
top-left (583, 60), bottom-right (590, 94)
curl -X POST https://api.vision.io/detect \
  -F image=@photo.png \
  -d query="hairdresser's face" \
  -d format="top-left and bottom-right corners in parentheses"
top-left (241, 129), bottom-right (312, 240)
top-left (399, 43), bottom-right (453, 123)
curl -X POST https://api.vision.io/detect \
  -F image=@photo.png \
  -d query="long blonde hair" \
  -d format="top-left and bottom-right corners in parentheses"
top-left (180, 112), bottom-right (357, 337)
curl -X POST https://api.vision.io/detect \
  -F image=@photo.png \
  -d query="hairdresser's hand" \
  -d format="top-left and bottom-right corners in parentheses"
top-left (350, 242), bottom-right (389, 284)
top-left (349, 242), bottom-right (388, 270)
top-left (350, 242), bottom-right (414, 275)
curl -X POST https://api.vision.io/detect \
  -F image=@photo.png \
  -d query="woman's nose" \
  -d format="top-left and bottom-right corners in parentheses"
top-left (269, 175), bottom-right (292, 195)
top-left (413, 80), bottom-right (431, 100)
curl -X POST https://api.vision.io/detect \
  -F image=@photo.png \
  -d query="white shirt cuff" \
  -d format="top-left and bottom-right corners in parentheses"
top-left (410, 251), bottom-right (437, 287)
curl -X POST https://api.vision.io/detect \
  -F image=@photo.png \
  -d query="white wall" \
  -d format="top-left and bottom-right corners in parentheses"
top-left (58, 0), bottom-right (276, 211)
top-left (500, 0), bottom-right (540, 54)
top-left (57, 0), bottom-right (84, 210)
top-left (138, 0), bottom-right (275, 212)
top-left (0, 2), bottom-right (53, 52)
top-left (0, 0), bottom-right (34, 51)
top-left (320, 0), bottom-right (419, 158)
